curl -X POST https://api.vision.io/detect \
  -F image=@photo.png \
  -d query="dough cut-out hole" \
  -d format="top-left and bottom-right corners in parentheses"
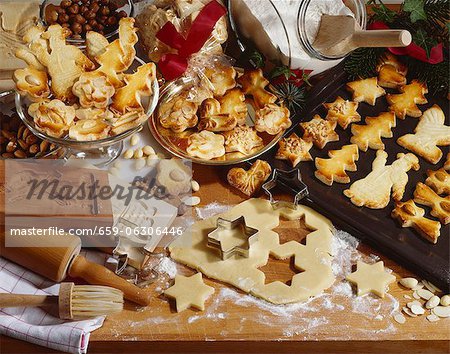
top-left (274, 216), bottom-right (317, 245)
top-left (258, 256), bottom-right (300, 286)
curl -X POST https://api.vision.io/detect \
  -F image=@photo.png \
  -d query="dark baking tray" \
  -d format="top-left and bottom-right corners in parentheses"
top-left (258, 62), bottom-right (450, 291)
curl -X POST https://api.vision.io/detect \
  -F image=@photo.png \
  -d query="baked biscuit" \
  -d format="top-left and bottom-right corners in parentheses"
top-left (315, 144), bottom-right (359, 186)
top-left (111, 110), bottom-right (148, 135)
top-left (227, 160), bottom-right (272, 197)
top-left (323, 96), bottom-right (361, 129)
top-left (255, 104), bottom-right (291, 135)
top-left (186, 131), bottom-right (225, 160)
top-left (300, 115), bottom-right (339, 149)
top-left (218, 88), bottom-right (248, 125)
top-left (387, 80), bottom-right (428, 119)
top-left (28, 99), bottom-right (75, 138)
top-left (222, 126), bottom-right (263, 155)
top-left (238, 69), bottom-right (277, 109)
top-left (13, 66), bottom-right (50, 102)
top-left (344, 150), bottom-right (420, 209)
top-left (445, 154), bottom-right (450, 171)
top-left (414, 182), bottom-right (450, 225)
top-left (275, 133), bottom-right (313, 167)
top-left (159, 91), bottom-right (199, 133)
top-left (69, 119), bottom-right (111, 141)
top-left (198, 98), bottom-right (237, 132)
top-left (378, 64), bottom-right (407, 89)
top-left (397, 105), bottom-right (450, 164)
top-left (203, 66), bottom-right (236, 97)
top-left (90, 18), bottom-right (138, 88)
top-left (111, 62), bottom-right (156, 114)
top-left (72, 71), bottom-right (115, 109)
top-left (350, 112), bottom-right (396, 152)
top-left (426, 169), bottom-right (450, 195)
top-left (377, 52), bottom-right (408, 76)
top-left (346, 77), bottom-right (386, 106)
top-left (392, 200), bottom-right (441, 244)
top-left (75, 107), bottom-right (114, 121)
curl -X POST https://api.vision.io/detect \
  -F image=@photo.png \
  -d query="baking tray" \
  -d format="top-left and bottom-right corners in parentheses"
top-left (257, 62), bottom-right (450, 292)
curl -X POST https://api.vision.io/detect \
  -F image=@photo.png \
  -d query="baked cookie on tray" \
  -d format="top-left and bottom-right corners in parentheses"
top-left (323, 96), bottom-right (361, 129)
top-left (386, 80), bottom-right (428, 119)
top-left (350, 112), bottom-right (396, 152)
top-left (300, 115), bottom-right (339, 149)
top-left (315, 144), bottom-right (359, 186)
top-left (346, 77), bottom-right (386, 106)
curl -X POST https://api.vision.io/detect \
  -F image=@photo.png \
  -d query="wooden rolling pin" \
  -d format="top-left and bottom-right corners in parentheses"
top-left (314, 15), bottom-right (412, 57)
top-left (0, 232), bottom-right (152, 306)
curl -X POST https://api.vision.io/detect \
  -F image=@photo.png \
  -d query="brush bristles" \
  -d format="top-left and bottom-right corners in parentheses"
top-left (71, 285), bottom-right (124, 319)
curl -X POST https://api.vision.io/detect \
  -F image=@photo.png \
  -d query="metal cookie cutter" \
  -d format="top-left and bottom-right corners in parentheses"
top-left (262, 169), bottom-right (309, 210)
top-left (207, 216), bottom-right (259, 260)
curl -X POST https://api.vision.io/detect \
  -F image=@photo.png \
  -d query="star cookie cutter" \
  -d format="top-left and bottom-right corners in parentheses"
top-left (207, 216), bottom-right (259, 260)
top-left (262, 169), bottom-right (309, 210)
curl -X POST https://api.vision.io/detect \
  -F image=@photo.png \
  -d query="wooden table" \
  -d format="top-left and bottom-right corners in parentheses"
top-left (1, 163), bottom-right (449, 354)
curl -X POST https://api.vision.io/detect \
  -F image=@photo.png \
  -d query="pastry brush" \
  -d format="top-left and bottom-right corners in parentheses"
top-left (0, 283), bottom-right (124, 320)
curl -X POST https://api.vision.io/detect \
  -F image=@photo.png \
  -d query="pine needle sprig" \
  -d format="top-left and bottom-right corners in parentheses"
top-left (271, 82), bottom-right (307, 114)
top-left (344, 48), bottom-right (386, 80)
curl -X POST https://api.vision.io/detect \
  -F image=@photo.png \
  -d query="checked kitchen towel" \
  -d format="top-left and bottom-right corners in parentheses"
top-left (0, 251), bottom-right (108, 354)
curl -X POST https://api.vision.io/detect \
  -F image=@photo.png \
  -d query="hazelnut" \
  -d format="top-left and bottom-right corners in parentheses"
top-left (88, 19), bottom-right (97, 27)
top-left (98, 15), bottom-right (108, 25)
top-left (46, 9), bottom-right (59, 24)
top-left (71, 22), bottom-right (83, 34)
top-left (117, 10), bottom-right (127, 18)
top-left (68, 4), bottom-right (79, 14)
top-left (108, 2), bottom-right (118, 11)
top-left (80, 5), bottom-right (89, 14)
top-left (74, 14), bottom-right (86, 24)
top-left (96, 24), bottom-right (104, 32)
top-left (83, 24), bottom-right (92, 32)
top-left (106, 16), bottom-right (117, 26)
top-left (100, 6), bottom-right (110, 16)
top-left (60, 0), bottom-right (72, 9)
top-left (61, 22), bottom-right (70, 28)
top-left (100, 0), bottom-right (109, 5)
top-left (58, 13), bottom-right (70, 23)
top-left (85, 11), bottom-right (96, 19)
top-left (91, 2), bottom-right (100, 13)
top-left (55, 6), bottom-right (66, 14)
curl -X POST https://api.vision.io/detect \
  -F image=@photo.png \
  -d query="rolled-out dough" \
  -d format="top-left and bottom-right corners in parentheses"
top-left (169, 199), bottom-right (335, 304)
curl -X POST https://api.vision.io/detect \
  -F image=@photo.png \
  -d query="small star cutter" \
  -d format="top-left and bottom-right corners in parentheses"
top-left (262, 168), bottom-right (309, 210)
top-left (207, 216), bottom-right (259, 260)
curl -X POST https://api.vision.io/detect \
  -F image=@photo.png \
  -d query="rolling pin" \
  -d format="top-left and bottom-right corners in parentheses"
top-left (0, 232), bottom-right (152, 306)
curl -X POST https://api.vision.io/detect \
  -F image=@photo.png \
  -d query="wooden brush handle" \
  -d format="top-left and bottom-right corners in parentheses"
top-left (352, 30), bottom-right (412, 48)
top-left (0, 293), bottom-right (57, 308)
top-left (68, 255), bottom-right (152, 306)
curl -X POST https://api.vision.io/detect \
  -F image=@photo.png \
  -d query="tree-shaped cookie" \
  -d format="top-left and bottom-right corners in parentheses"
top-left (397, 105), bottom-right (450, 164)
top-left (344, 150), bottom-right (420, 209)
top-left (323, 96), bottom-right (361, 129)
top-left (315, 144), bottom-right (359, 186)
top-left (350, 112), bottom-right (397, 152)
top-left (346, 77), bottom-right (386, 106)
top-left (386, 80), bottom-right (428, 119)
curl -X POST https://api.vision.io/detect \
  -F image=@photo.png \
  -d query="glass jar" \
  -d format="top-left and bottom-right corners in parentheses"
top-left (229, 0), bottom-right (367, 76)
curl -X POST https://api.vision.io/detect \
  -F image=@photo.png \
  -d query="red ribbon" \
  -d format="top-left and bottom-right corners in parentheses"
top-left (368, 21), bottom-right (444, 64)
top-left (156, 0), bottom-right (227, 81)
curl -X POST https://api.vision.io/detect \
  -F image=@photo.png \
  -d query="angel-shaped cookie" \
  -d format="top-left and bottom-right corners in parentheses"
top-left (186, 131), bottom-right (225, 160)
top-left (350, 112), bottom-right (397, 152)
top-left (89, 18), bottom-right (138, 88)
top-left (198, 98), bottom-right (238, 132)
top-left (300, 115), bottom-right (339, 149)
top-left (238, 69), bottom-right (277, 109)
top-left (227, 160), bottom-right (272, 197)
top-left (110, 62), bottom-right (156, 114)
top-left (397, 105), bottom-right (450, 164)
top-left (218, 88), bottom-right (248, 125)
top-left (315, 144), bottom-right (359, 186)
top-left (222, 126), bottom-right (263, 155)
top-left (387, 80), bottom-right (428, 119)
top-left (344, 150), bottom-right (420, 209)
top-left (346, 77), bottom-right (386, 106)
top-left (414, 183), bottom-right (450, 225)
top-left (255, 104), bottom-right (291, 135)
top-left (323, 96), bottom-right (361, 129)
top-left (392, 200), bottom-right (441, 244)
top-left (275, 133), bottom-right (313, 167)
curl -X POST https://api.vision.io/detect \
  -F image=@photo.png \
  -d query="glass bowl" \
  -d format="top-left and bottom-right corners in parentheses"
top-left (15, 57), bottom-right (159, 166)
top-left (40, 0), bottom-right (135, 46)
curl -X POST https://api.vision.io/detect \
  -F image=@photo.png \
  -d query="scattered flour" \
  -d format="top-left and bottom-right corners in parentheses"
top-left (195, 202), bottom-right (231, 220)
top-left (155, 257), bottom-right (178, 279)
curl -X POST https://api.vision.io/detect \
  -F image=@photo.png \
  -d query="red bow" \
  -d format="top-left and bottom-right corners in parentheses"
top-left (369, 22), bottom-right (444, 64)
top-left (156, 0), bottom-right (227, 81)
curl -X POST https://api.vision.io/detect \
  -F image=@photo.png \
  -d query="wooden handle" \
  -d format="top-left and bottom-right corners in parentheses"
top-left (0, 293), bottom-right (56, 308)
top-left (68, 255), bottom-right (152, 306)
top-left (352, 30), bottom-right (412, 48)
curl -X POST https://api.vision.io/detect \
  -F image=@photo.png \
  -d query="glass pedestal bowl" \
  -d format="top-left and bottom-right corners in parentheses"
top-left (15, 58), bottom-right (159, 167)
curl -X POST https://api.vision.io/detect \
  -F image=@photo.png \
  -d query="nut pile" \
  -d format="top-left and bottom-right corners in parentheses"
top-left (45, 0), bottom-right (127, 38)
top-left (393, 277), bottom-right (450, 324)
top-left (0, 112), bottom-right (57, 158)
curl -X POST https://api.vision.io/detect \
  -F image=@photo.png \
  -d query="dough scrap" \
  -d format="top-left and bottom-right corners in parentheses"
top-left (164, 273), bottom-right (214, 312)
top-left (346, 261), bottom-right (396, 298)
top-left (169, 199), bottom-right (335, 304)
top-left (344, 150), bottom-right (420, 209)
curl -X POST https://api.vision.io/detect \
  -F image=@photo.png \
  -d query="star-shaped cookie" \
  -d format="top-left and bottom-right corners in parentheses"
top-left (300, 115), bottom-right (339, 149)
top-left (275, 133), bottom-right (313, 167)
top-left (346, 77), bottom-right (386, 106)
top-left (323, 96), bottom-right (361, 129)
top-left (387, 80), bottom-right (428, 119)
top-left (164, 273), bottom-right (215, 312)
top-left (346, 261), bottom-right (396, 298)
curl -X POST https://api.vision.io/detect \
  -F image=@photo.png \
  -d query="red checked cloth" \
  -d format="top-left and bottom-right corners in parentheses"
top-left (0, 251), bottom-right (108, 354)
